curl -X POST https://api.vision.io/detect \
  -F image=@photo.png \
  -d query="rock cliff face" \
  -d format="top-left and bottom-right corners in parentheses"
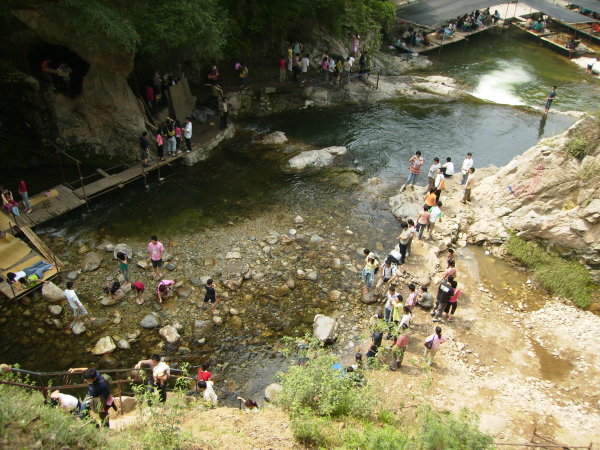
top-left (468, 117), bottom-right (600, 280)
top-left (11, 5), bottom-right (145, 158)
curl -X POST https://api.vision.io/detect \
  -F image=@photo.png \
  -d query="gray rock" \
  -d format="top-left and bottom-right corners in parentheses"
top-left (166, 262), bottom-right (177, 271)
top-left (293, 215), bottom-right (304, 224)
top-left (266, 235), bottom-right (279, 245)
top-left (262, 246), bottom-right (271, 254)
top-left (72, 322), bottom-right (86, 335)
top-left (137, 260), bottom-right (149, 269)
top-left (91, 336), bottom-right (116, 355)
top-left (264, 383), bottom-right (283, 402)
top-left (190, 276), bottom-right (210, 287)
top-left (81, 252), bottom-right (102, 272)
top-left (48, 305), bottom-right (63, 315)
top-left (176, 286), bottom-right (192, 299)
top-left (159, 325), bottom-right (180, 343)
top-left (333, 258), bottom-right (342, 270)
top-left (193, 320), bottom-right (213, 339)
top-left (117, 339), bottom-right (131, 350)
top-left (255, 131), bottom-right (288, 145)
top-left (140, 314), bottom-right (160, 329)
top-left (287, 146), bottom-right (348, 170)
top-left (99, 289), bottom-right (125, 306)
top-left (96, 242), bottom-right (114, 252)
top-left (42, 282), bottom-right (66, 302)
top-left (67, 271), bottom-right (79, 281)
top-left (288, 228), bottom-right (297, 237)
top-left (212, 316), bottom-right (223, 325)
top-left (360, 291), bottom-right (378, 305)
top-left (313, 314), bottom-right (338, 343)
top-left (328, 290), bottom-right (342, 302)
top-left (309, 234), bottom-right (324, 243)
top-left (225, 251), bottom-right (242, 259)
top-left (306, 270), bottom-right (318, 281)
top-left (229, 308), bottom-right (239, 315)
top-left (113, 243), bottom-right (133, 259)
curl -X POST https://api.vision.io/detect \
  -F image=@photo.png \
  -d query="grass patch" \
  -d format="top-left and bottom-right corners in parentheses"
top-left (565, 136), bottom-right (594, 159)
top-left (0, 384), bottom-right (106, 448)
top-left (506, 233), bottom-right (595, 309)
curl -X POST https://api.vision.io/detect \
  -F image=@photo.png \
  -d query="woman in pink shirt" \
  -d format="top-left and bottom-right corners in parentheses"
top-left (174, 123), bottom-right (182, 153)
top-left (442, 260), bottom-right (457, 280)
top-left (444, 280), bottom-right (460, 321)
top-left (156, 279), bottom-right (174, 303)
top-left (423, 326), bottom-right (446, 366)
top-left (415, 205), bottom-right (430, 239)
top-left (155, 130), bottom-right (164, 162)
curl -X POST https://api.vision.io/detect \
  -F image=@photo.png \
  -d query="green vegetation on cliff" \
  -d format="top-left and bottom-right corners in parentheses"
top-left (277, 339), bottom-right (494, 449)
top-left (506, 233), bottom-right (595, 309)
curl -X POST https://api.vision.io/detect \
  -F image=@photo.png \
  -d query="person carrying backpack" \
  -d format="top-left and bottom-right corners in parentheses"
top-left (423, 326), bottom-right (446, 366)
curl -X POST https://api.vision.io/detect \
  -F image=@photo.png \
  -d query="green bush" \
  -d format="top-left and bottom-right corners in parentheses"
top-left (290, 411), bottom-right (339, 448)
top-left (506, 233), bottom-right (595, 309)
top-left (565, 136), bottom-right (593, 159)
top-left (343, 424), bottom-right (413, 449)
top-left (277, 352), bottom-right (372, 418)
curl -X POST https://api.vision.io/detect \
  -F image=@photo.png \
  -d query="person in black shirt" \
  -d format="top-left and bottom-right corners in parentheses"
top-left (68, 367), bottom-right (115, 427)
top-left (432, 276), bottom-right (455, 322)
top-left (204, 278), bottom-right (217, 310)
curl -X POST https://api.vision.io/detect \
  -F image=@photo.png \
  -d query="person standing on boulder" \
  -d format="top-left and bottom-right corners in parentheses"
top-left (427, 157), bottom-right (441, 191)
top-left (404, 151), bottom-right (424, 189)
top-left (65, 281), bottom-right (95, 323)
top-left (427, 201), bottom-right (442, 240)
top-left (544, 86), bottom-right (557, 114)
top-left (362, 256), bottom-right (379, 293)
top-left (460, 153), bottom-right (474, 185)
top-left (434, 167), bottom-right (445, 201)
top-left (147, 235), bottom-right (164, 279)
top-left (461, 167), bottom-right (476, 203)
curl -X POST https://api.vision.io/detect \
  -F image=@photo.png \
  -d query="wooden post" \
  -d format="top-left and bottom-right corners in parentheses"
top-left (118, 381), bottom-right (123, 415)
top-left (76, 160), bottom-right (89, 209)
top-left (376, 70), bottom-right (380, 90)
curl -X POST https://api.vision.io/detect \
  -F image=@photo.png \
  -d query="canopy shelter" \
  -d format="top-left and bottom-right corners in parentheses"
top-left (397, 0), bottom-right (501, 27)
top-left (522, 0), bottom-right (599, 22)
top-left (566, 0), bottom-right (600, 14)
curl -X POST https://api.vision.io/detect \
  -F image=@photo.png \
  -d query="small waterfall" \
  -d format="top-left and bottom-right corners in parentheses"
top-left (472, 62), bottom-right (533, 106)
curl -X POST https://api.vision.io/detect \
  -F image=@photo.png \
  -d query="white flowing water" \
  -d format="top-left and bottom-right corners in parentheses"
top-left (472, 62), bottom-right (534, 105)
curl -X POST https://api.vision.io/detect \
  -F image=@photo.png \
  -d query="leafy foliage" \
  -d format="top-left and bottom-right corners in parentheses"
top-left (565, 136), bottom-right (594, 159)
top-left (506, 233), bottom-right (595, 309)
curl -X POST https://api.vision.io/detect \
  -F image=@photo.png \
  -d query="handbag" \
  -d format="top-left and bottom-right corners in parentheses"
top-left (424, 337), bottom-right (434, 349)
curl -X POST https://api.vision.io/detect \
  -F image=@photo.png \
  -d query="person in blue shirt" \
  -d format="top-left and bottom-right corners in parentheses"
top-left (544, 86), bottom-right (557, 114)
top-left (68, 367), bottom-right (115, 427)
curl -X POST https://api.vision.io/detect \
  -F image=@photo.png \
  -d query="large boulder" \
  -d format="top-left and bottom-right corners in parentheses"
top-left (264, 383), bottom-right (283, 402)
top-left (313, 314), bottom-right (338, 344)
top-left (255, 131), bottom-right (288, 145)
top-left (388, 188), bottom-right (423, 222)
top-left (91, 336), bottom-right (116, 355)
top-left (42, 282), bottom-right (66, 302)
top-left (287, 146), bottom-right (347, 170)
top-left (159, 325), bottom-right (180, 344)
top-left (140, 314), bottom-right (160, 329)
top-left (81, 252), bottom-right (102, 272)
top-left (113, 243), bottom-right (133, 259)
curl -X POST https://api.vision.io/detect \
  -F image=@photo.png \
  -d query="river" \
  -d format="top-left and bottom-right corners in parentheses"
top-left (1, 30), bottom-right (598, 401)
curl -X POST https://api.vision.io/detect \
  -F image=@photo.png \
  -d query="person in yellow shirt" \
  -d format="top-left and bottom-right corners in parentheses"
top-left (362, 257), bottom-right (380, 293)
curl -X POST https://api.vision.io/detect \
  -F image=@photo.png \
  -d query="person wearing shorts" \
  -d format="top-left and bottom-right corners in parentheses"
top-left (147, 235), bottom-right (164, 279)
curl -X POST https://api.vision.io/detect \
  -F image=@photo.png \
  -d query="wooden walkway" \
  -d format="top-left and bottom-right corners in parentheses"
top-left (405, 23), bottom-right (502, 53)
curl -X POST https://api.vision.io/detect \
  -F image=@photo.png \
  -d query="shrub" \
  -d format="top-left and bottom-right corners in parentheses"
top-left (277, 352), bottom-right (372, 418)
top-left (565, 136), bottom-right (593, 159)
top-left (418, 406), bottom-right (494, 450)
top-left (506, 233), bottom-right (595, 309)
top-left (290, 411), bottom-right (339, 448)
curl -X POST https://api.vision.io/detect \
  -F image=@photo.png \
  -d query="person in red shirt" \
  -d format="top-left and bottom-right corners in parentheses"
top-left (131, 281), bottom-right (145, 305)
top-left (279, 57), bottom-right (287, 83)
top-left (18, 180), bottom-right (32, 213)
top-left (197, 362), bottom-right (212, 390)
top-left (404, 150), bottom-right (424, 189)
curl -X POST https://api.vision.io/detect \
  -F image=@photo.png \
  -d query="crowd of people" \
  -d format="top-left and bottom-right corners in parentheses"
top-left (356, 150), bottom-right (477, 368)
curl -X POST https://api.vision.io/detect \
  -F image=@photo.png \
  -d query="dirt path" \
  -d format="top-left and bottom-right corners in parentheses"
top-left (356, 181), bottom-right (600, 448)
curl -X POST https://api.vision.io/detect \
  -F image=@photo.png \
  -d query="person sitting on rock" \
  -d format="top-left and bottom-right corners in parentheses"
top-left (417, 285), bottom-right (434, 309)
top-left (103, 278), bottom-right (121, 298)
top-left (156, 279), bottom-right (174, 303)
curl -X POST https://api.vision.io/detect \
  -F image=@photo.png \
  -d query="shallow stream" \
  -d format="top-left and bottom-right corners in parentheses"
top-left (1, 31), bottom-right (598, 400)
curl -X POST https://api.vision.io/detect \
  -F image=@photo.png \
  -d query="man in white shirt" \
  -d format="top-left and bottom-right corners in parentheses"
top-left (427, 201), bottom-right (443, 240)
top-left (460, 152), bottom-right (474, 184)
top-left (427, 157), bottom-right (441, 191)
top-left (300, 55), bottom-right (309, 83)
top-left (442, 157), bottom-right (454, 177)
top-left (64, 281), bottom-right (95, 323)
top-left (135, 354), bottom-right (170, 403)
top-left (183, 117), bottom-right (193, 152)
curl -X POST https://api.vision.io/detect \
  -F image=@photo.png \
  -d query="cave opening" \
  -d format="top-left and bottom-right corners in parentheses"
top-left (27, 42), bottom-right (90, 97)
